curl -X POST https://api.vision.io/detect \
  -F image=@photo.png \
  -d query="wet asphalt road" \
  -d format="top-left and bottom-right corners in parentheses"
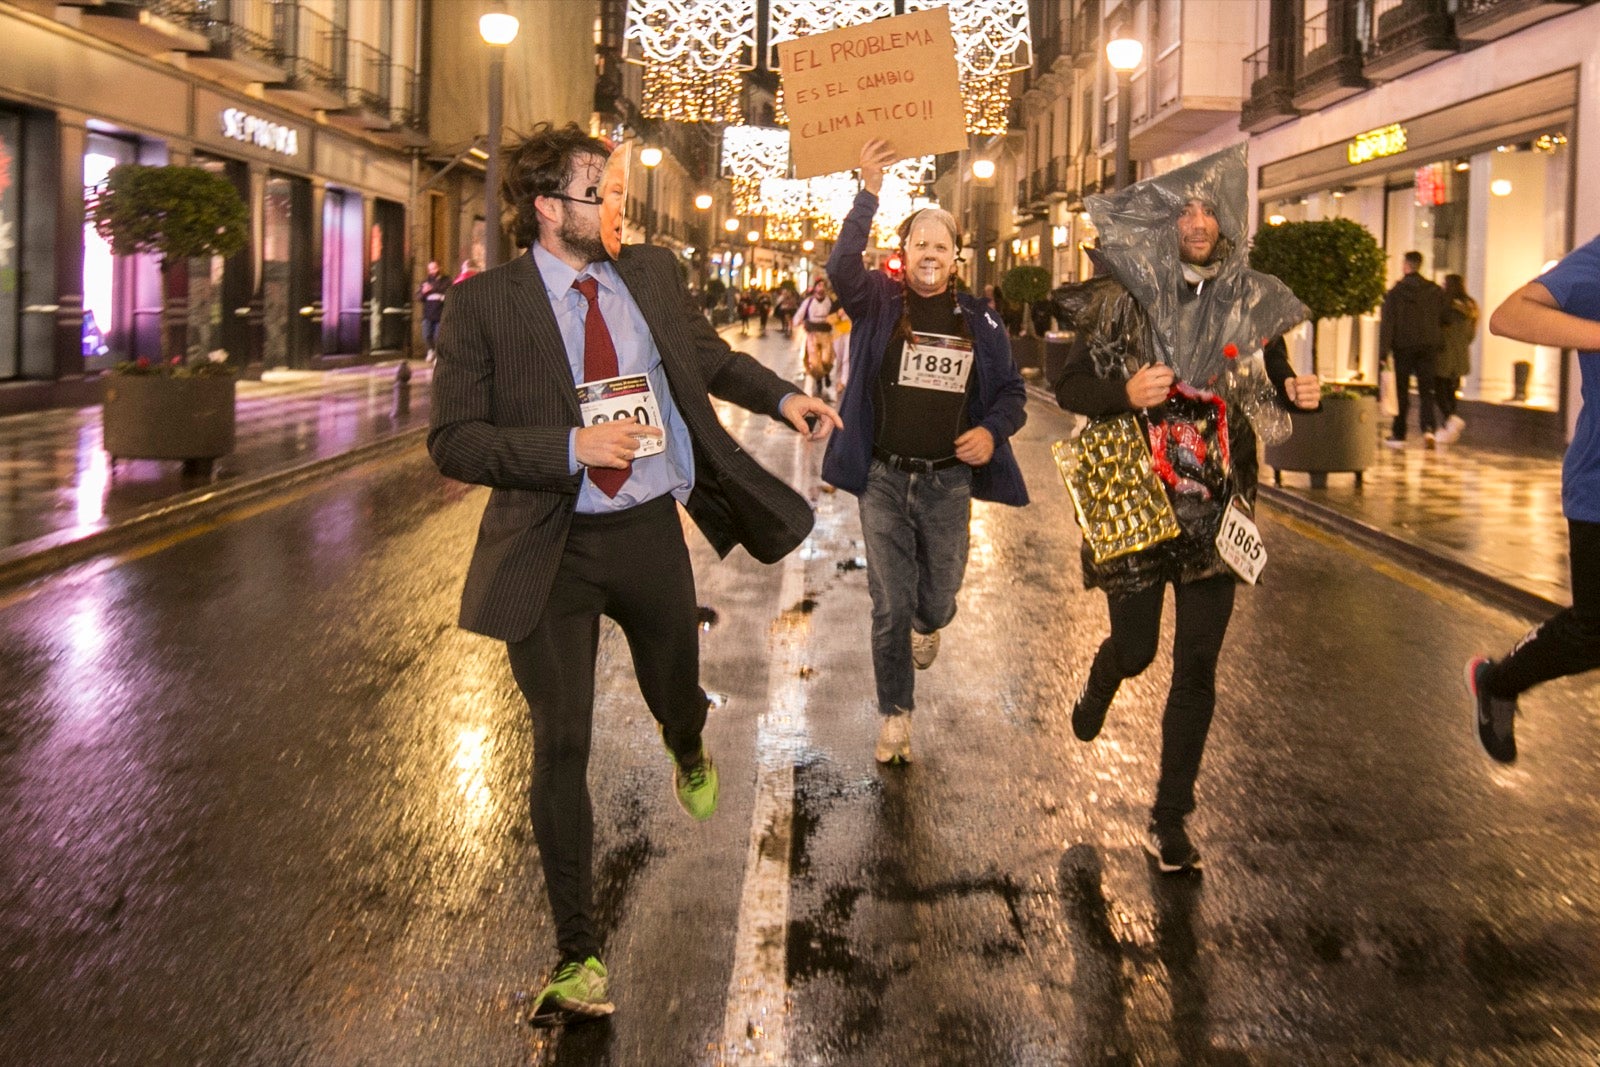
top-left (2, 334), bottom-right (1599, 1066)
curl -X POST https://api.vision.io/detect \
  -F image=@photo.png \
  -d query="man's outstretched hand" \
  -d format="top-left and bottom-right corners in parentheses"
top-left (781, 394), bottom-right (843, 441)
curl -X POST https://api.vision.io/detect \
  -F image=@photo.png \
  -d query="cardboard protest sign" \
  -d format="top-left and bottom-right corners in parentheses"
top-left (777, 7), bottom-right (969, 179)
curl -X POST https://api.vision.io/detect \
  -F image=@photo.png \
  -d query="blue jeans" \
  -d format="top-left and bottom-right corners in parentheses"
top-left (859, 458), bottom-right (973, 716)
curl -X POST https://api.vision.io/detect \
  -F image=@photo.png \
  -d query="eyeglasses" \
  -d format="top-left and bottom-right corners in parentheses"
top-left (542, 187), bottom-right (604, 206)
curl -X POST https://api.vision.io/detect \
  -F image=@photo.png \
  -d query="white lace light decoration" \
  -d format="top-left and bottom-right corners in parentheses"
top-left (872, 156), bottom-right (938, 247)
top-left (625, 0), bottom-right (756, 72)
top-left (766, 0), bottom-right (895, 70)
top-left (721, 126), bottom-right (791, 181)
top-left (626, 0), bottom-right (756, 122)
top-left (903, 0), bottom-right (1032, 78)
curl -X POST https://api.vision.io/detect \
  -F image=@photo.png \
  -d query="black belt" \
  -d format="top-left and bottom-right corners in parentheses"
top-left (872, 446), bottom-right (963, 474)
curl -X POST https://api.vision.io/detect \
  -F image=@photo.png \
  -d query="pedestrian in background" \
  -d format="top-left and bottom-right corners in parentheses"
top-left (417, 260), bottom-right (451, 360)
top-left (455, 258), bottom-right (480, 283)
top-left (795, 278), bottom-right (836, 401)
top-left (1466, 235), bottom-right (1600, 764)
top-left (823, 138), bottom-right (1029, 766)
top-left (1380, 251), bottom-right (1447, 448)
top-left (429, 122), bottom-right (839, 1027)
top-left (775, 284), bottom-right (799, 339)
top-left (1436, 274), bottom-right (1478, 444)
top-left (1050, 144), bottom-right (1315, 874)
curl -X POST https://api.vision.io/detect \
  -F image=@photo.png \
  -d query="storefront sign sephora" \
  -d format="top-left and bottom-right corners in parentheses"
top-left (220, 108), bottom-right (299, 158)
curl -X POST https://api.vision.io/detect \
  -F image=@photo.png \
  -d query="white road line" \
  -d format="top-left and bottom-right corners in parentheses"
top-left (719, 443), bottom-right (820, 1066)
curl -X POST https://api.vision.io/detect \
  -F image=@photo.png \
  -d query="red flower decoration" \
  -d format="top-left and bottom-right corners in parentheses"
top-left (1222, 343), bottom-right (1239, 359)
top-left (135, 357), bottom-right (151, 369)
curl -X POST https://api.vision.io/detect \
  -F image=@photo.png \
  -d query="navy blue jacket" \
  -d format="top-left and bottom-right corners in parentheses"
top-left (821, 191), bottom-right (1030, 507)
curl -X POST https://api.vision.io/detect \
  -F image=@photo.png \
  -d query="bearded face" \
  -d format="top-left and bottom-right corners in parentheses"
top-left (552, 154), bottom-right (610, 264)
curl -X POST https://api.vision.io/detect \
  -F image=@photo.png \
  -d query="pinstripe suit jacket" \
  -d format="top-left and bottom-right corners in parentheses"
top-left (428, 245), bottom-right (814, 642)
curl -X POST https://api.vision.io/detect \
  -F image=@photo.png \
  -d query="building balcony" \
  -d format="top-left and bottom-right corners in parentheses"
top-left (59, 0), bottom-right (209, 56)
top-left (1363, 0), bottom-right (1459, 82)
top-left (1069, 0), bottom-right (1100, 69)
top-left (187, 0), bottom-right (287, 84)
top-left (1455, 0), bottom-right (1591, 40)
top-left (1239, 42), bottom-right (1298, 133)
top-left (1046, 157), bottom-right (1070, 202)
top-left (327, 42), bottom-right (392, 131)
top-left (263, 1), bottom-right (346, 111)
top-left (1292, 9), bottom-right (1369, 110)
top-left (377, 66), bottom-right (430, 150)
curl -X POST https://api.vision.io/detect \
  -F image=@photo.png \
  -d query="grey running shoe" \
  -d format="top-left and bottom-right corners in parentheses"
top-left (1465, 657), bottom-right (1517, 764)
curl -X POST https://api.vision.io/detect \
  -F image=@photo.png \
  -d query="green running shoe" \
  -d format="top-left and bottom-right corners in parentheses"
top-left (528, 956), bottom-right (614, 1027)
top-left (671, 747), bottom-right (719, 821)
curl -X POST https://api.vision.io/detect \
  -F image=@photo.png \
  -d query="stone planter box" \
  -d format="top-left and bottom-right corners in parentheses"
top-left (1265, 393), bottom-right (1377, 488)
top-left (103, 375), bottom-right (237, 464)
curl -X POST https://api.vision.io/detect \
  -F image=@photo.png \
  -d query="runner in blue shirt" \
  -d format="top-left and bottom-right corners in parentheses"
top-left (1466, 234), bottom-right (1600, 763)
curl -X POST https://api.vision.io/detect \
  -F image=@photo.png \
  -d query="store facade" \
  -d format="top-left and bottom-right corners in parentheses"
top-left (1248, 7), bottom-right (1600, 452)
top-left (0, 5), bottom-right (417, 412)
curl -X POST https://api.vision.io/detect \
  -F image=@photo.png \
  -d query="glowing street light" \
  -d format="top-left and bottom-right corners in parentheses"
top-left (479, 6), bottom-right (519, 266)
top-left (1106, 37), bottom-right (1143, 189)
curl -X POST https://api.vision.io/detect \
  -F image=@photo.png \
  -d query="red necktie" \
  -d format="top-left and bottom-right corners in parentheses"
top-left (572, 276), bottom-right (629, 497)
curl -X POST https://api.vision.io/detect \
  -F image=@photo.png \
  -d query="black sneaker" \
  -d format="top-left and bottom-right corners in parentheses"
top-left (1144, 819), bottom-right (1202, 874)
top-left (1465, 657), bottom-right (1517, 764)
top-left (1071, 685), bottom-right (1113, 743)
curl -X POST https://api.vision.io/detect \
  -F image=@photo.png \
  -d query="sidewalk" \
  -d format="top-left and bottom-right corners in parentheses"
top-left (0, 361), bottom-right (431, 585)
top-left (0, 345), bottom-right (1571, 622)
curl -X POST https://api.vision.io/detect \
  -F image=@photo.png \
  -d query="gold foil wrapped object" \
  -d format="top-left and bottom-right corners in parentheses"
top-left (1053, 413), bottom-right (1181, 564)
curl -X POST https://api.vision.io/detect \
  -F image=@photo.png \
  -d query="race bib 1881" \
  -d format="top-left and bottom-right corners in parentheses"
top-left (898, 332), bottom-right (974, 393)
top-left (576, 374), bottom-right (665, 459)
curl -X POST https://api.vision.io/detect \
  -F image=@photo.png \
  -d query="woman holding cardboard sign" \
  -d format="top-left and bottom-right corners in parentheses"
top-left (822, 138), bottom-right (1029, 766)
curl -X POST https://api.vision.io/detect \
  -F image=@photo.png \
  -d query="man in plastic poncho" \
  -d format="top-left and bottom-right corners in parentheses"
top-left (1050, 144), bottom-right (1319, 873)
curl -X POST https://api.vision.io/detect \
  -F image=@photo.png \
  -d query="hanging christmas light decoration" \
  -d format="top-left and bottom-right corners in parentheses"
top-left (721, 125), bottom-right (790, 212)
top-left (962, 73), bottom-right (1015, 136)
top-left (766, 0), bottom-right (895, 70)
top-left (643, 66), bottom-right (744, 124)
top-left (625, 0), bottom-right (756, 122)
top-left (872, 156), bottom-right (938, 247)
top-left (903, 0), bottom-right (1032, 79)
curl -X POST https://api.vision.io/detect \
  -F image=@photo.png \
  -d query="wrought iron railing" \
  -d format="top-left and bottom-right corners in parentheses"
top-left (189, 0), bottom-right (278, 61)
top-left (389, 64), bottom-right (425, 133)
top-left (273, 0), bottom-right (346, 92)
top-left (347, 41), bottom-right (391, 115)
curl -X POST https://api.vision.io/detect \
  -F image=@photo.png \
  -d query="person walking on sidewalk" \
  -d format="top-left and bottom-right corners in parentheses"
top-left (1048, 144), bottom-right (1316, 874)
top-left (417, 260), bottom-right (451, 360)
top-left (429, 122), bottom-right (840, 1026)
top-left (1380, 251), bottom-right (1448, 448)
top-left (1465, 234), bottom-right (1600, 764)
top-left (823, 138), bottom-right (1030, 766)
top-left (1436, 274), bottom-right (1478, 444)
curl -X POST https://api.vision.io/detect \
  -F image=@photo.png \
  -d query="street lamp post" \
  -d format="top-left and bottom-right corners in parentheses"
top-left (970, 157), bottom-right (996, 297)
top-left (1106, 37), bottom-right (1143, 190)
top-left (639, 145), bottom-right (662, 246)
top-left (694, 191), bottom-right (713, 289)
top-left (478, 7), bottom-right (519, 267)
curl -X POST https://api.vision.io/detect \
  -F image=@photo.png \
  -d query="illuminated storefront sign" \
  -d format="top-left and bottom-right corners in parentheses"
top-left (1347, 123), bottom-right (1407, 165)
top-left (220, 108), bottom-right (299, 158)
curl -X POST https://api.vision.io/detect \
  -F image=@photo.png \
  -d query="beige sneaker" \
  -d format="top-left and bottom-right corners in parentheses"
top-left (875, 711), bottom-right (913, 764)
top-left (910, 629), bottom-right (941, 670)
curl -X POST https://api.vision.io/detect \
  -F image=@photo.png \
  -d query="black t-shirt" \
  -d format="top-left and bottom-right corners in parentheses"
top-left (873, 290), bottom-right (975, 459)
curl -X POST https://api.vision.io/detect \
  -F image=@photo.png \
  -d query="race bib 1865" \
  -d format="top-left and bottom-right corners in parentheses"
top-left (1215, 496), bottom-right (1267, 584)
top-left (576, 374), bottom-right (665, 459)
top-left (898, 332), bottom-right (974, 393)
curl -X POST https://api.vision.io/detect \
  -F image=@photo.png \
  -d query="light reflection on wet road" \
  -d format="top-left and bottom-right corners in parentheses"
top-left (1, 337), bottom-right (1598, 1066)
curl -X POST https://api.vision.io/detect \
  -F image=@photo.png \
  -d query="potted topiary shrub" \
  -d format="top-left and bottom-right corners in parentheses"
top-left (85, 163), bottom-right (249, 472)
top-left (1251, 218), bottom-right (1386, 487)
top-left (999, 264), bottom-right (1052, 375)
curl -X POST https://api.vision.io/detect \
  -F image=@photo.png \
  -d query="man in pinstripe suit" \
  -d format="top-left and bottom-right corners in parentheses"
top-left (428, 123), bottom-right (840, 1026)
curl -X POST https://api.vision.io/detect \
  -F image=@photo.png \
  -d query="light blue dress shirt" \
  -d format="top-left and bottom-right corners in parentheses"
top-left (532, 245), bottom-right (694, 514)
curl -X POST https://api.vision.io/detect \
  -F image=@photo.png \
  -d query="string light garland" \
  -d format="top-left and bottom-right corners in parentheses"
top-left (642, 64), bottom-right (744, 123)
top-left (766, 0), bottom-right (895, 70)
top-left (625, 0), bottom-right (756, 71)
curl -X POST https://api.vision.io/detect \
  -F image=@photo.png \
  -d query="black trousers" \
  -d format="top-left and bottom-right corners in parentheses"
top-left (1487, 519), bottom-right (1600, 698)
top-left (505, 495), bottom-right (708, 962)
top-left (1435, 376), bottom-right (1461, 421)
top-left (1084, 574), bottom-right (1236, 820)
top-left (1391, 346), bottom-right (1439, 438)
